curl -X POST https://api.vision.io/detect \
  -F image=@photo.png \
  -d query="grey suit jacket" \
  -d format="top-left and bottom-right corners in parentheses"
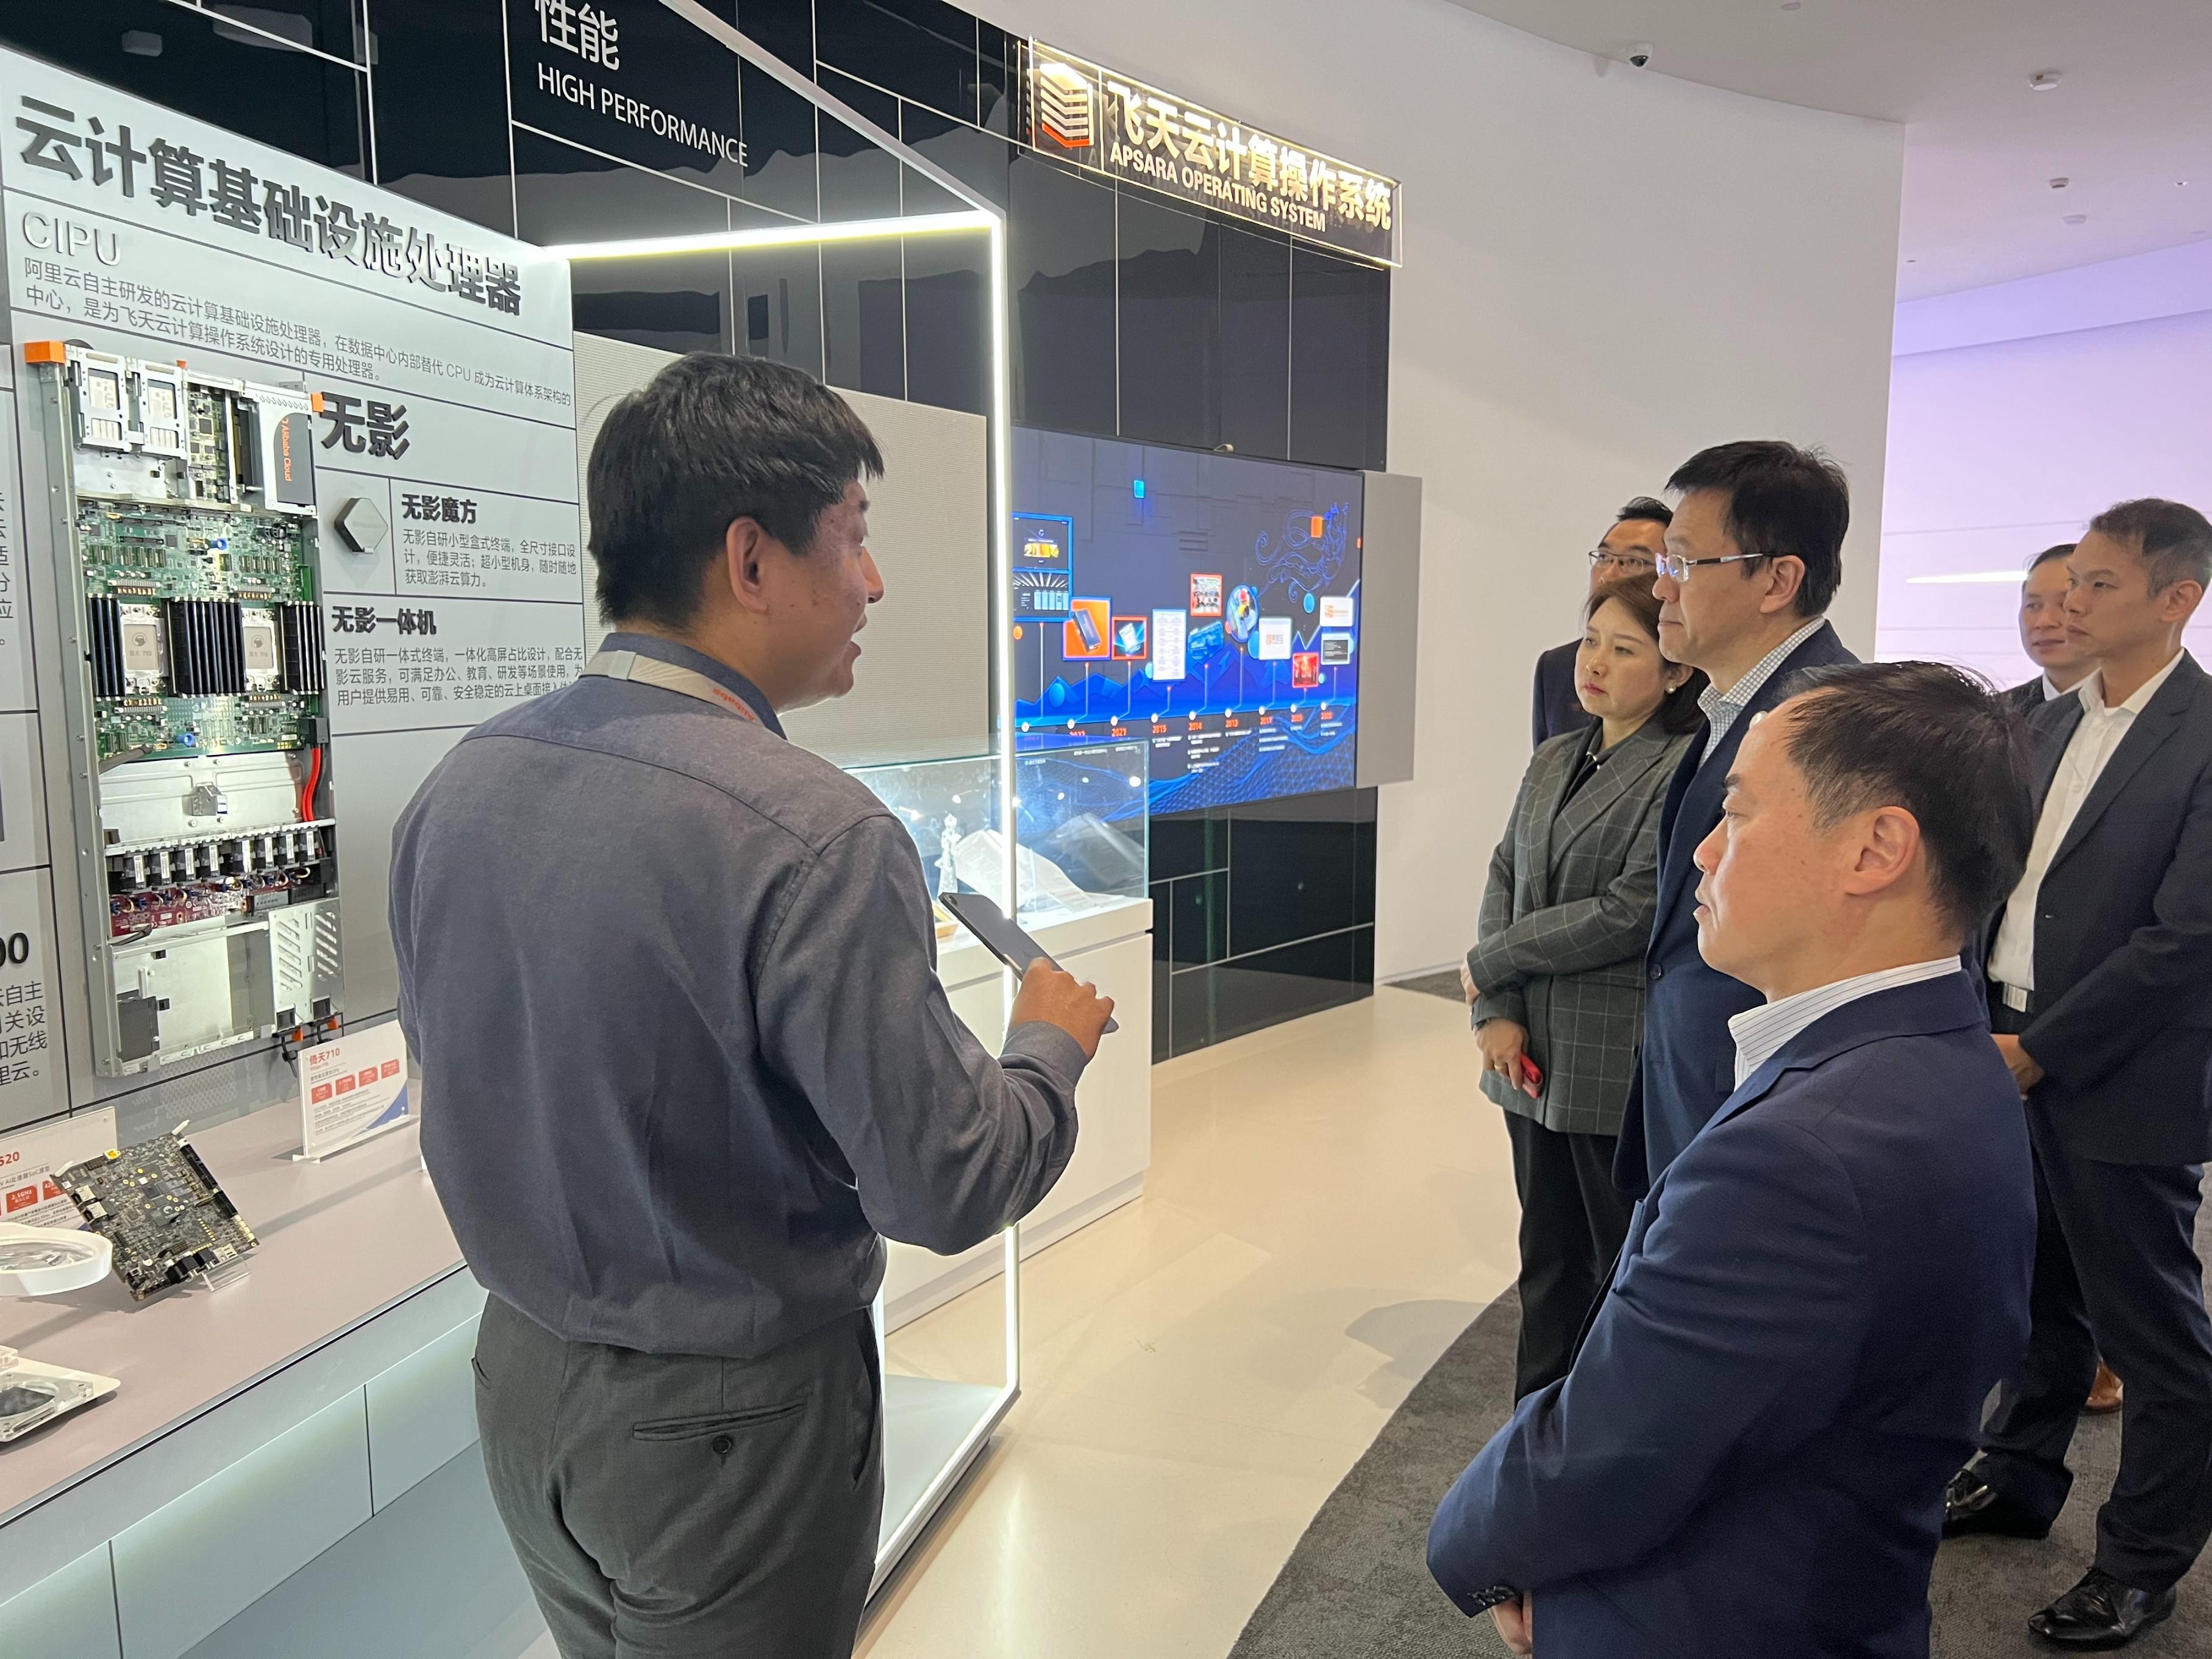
top-left (1469, 717), bottom-right (1693, 1136)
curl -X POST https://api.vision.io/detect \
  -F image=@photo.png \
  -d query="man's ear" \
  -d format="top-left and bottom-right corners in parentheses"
top-left (1757, 554), bottom-right (1808, 617)
top-left (719, 517), bottom-right (773, 616)
top-left (1847, 805), bottom-right (1921, 897)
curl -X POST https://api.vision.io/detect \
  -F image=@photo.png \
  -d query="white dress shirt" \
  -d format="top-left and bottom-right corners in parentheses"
top-left (1699, 616), bottom-right (1828, 762)
top-left (1988, 651), bottom-right (2187, 992)
top-left (1730, 958), bottom-right (1963, 1088)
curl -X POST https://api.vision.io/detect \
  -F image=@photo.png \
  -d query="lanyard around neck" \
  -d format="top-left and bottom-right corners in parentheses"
top-left (580, 649), bottom-right (764, 726)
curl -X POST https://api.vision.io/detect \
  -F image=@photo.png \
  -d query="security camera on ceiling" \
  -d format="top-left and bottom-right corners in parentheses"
top-left (1628, 43), bottom-right (1655, 68)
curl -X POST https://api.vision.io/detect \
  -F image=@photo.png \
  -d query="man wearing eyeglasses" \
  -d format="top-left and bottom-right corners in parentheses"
top-left (1531, 498), bottom-right (1675, 746)
top-left (1613, 440), bottom-right (1859, 1197)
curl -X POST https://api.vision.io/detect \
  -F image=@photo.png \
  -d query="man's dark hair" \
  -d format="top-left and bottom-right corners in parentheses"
top-left (2027, 541), bottom-right (2075, 574)
top-left (2087, 498), bottom-right (2212, 594)
top-left (588, 354), bottom-right (885, 627)
top-left (1777, 661), bottom-right (2034, 942)
top-left (1667, 440), bottom-right (1850, 618)
top-left (1616, 495), bottom-right (1674, 529)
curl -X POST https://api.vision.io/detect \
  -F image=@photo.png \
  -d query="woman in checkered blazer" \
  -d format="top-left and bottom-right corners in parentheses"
top-left (1463, 574), bottom-right (1706, 1400)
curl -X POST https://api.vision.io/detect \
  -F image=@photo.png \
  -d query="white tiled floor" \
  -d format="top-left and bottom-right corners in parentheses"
top-left (859, 986), bottom-right (1522, 1659)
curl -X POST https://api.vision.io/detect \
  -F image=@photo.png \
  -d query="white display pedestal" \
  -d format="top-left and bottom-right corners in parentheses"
top-left (869, 896), bottom-right (1152, 1593)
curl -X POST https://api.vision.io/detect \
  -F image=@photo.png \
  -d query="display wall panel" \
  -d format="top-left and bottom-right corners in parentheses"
top-left (822, 238), bottom-right (907, 399)
top-left (1219, 224), bottom-right (1292, 462)
top-left (363, 0), bottom-right (516, 234)
top-left (1115, 195), bottom-right (1219, 454)
top-left (0, 1), bottom-right (366, 176)
top-left (900, 105), bottom-right (1013, 210)
top-left (733, 243), bottom-right (829, 379)
top-left (732, 0), bottom-right (814, 75)
top-left (1290, 245), bottom-right (1391, 471)
top-left (1008, 153), bottom-right (1118, 437)
top-left (512, 129), bottom-right (733, 244)
top-left (814, 0), bottom-right (979, 126)
top-left (818, 79), bottom-right (905, 219)
top-left (904, 231), bottom-right (991, 416)
top-left (740, 57), bottom-right (824, 221)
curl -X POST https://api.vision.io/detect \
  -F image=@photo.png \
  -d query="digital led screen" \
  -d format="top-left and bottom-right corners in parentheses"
top-left (1011, 430), bottom-right (1362, 815)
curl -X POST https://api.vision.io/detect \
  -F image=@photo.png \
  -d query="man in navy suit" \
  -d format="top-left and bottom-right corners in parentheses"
top-left (1430, 662), bottom-right (2038, 1658)
top-left (1531, 499), bottom-right (1675, 746)
top-left (1945, 499), bottom-right (2212, 1647)
top-left (1616, 440), bottom-right (1860, 1196)
top-left (2005, 542), bottom-right (2091, 715)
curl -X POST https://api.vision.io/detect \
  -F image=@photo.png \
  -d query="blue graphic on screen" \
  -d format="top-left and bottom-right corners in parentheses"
top-left (1011, 430), bottom-right (1363, 815)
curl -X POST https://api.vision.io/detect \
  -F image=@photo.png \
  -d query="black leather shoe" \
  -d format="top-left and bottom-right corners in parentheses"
top-left (1943, 1468), bottom-right (2052, 1539)
top-left (2027, 1567), bottom-right (2176, 1648)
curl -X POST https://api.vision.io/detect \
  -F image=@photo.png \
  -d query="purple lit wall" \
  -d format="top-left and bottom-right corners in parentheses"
top-left (1878, 240), bottom-right (2212, 686)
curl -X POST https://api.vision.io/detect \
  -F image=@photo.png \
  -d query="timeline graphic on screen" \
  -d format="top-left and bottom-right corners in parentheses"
top-left (1011, 429), bottom-right (1363, 816)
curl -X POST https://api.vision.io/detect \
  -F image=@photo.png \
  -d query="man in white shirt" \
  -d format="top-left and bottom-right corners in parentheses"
top-left (2005, 542), bottom-right (2092, 714)
top-left (1946, 498), bottom-right (2212, 1650)
top-left (1429, 661), bottom-right (2036, 1658)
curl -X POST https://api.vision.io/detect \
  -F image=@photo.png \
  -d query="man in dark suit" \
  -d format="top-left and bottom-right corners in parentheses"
top-left (1613, 440), bottom-right (1859, 1197)
top-left (1531, 498), bottom-right (1674, 746)
top-left (2005, 541), bottom-right (2091, 715)
top-left (1944, 498), bottom-right (2212, 1648)
top-left (1430, 662), bottom-right (2037, 1658)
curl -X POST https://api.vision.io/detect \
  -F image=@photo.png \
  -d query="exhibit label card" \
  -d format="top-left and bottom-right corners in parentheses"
top-left (1149, 608), bottom-right (1188, 682)
top-left (0, 1106), bottom-right (116, 1227)
top-left (298, 1023), bottom-right (412, 1160)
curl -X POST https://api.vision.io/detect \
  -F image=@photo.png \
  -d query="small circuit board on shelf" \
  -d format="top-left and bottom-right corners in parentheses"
top-left (57, 1133), bottom-right (259, 1300)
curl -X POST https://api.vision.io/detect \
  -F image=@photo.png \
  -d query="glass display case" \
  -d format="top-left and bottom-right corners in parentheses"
top-left (852, 741), bottom-right (1149, 931)
top-left (844, 741), bottom-right (1146, 1588)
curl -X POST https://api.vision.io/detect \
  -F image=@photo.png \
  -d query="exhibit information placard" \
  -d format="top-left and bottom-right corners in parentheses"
top-left (297, 1022), bottom-right (411, 1161)
top-left (0, 1105), bottom-right (115, 1227)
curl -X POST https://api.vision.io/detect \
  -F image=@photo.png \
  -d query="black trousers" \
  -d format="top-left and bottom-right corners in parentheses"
top-left (1975, 1006), bottom-right (2212, 1591)
top-left (1504, 1108), bottom-right (1634, 1400)
top-left (473, 1294), bottom-right (884, 1658)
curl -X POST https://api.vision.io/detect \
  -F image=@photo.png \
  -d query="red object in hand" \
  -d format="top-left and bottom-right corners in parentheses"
top-left (1520, 1057), bottom-right (1544, 1090)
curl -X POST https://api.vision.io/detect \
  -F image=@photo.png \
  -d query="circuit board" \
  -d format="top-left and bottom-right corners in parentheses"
top-left (57, 1133), bottom-right (259, 1300)
top-left (77, 501), bottom-right (325, 763)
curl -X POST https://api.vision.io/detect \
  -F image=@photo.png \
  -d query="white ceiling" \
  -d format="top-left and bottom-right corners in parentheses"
top-left (1442, 0), bottom-right (2212, 301)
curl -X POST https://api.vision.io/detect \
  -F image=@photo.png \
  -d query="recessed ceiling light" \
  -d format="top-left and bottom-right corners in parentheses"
top-left (2028, 71), bottom-right (2063, 91)
top-left (2063, 213), bottom-right (2088, 225)
top-left (1780, 1), bottom-right (1802, 10)
top-left (2049, 177), bottom-right (2069, 189)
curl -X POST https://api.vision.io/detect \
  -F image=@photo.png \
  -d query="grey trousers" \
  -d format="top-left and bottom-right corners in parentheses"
top-left (473, 1294), bottom-right (884, 1659)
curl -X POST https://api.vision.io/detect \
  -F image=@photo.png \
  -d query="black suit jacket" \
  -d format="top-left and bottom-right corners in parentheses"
top-left (1614, 621), bottom-right (1860, 1196)
top-left (2003, 677), bottom-right (2049, 716)
top-left (1531, 640), bottom-right (1587, 749)
top-left (2010, 653), bottom-right (2212, 1164)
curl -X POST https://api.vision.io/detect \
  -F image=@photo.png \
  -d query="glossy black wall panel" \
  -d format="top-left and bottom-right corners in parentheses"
top-left (899, 106), bottom-right (1010, 209)
top-left (1226, 814), bottom-right (1358, 957)
top-left (366, 0), bottom-right (513, 232)
top-left (1218, 224), bottom-right (1290, 460)
top-left (902, 231), bottom-right (990, 415)
top-left (740, 59), bottom-right (821, 220)
top-left (813, 0), bottom-right (976, 125)
top-left (732, 244), bottom-right (826, 379)
top-left (1151, 810), bottom-right (1228, 882)
top-left (816, 90), bottom-right (902, 219)
top-left (822, 237), bottom-right (904, 398)
top-left (732, 0), bottom-right (812, 77)
top-left (513, 129), bottom-right (728, 243)
top-left (1008, 154), bottom-right (1116, 437)
top-left (1115, 194), bottom-right (1217, 452)
top-left (976, 21), bottom-right (1013, 134)
top-left (0, 0), bottom-right (366, 176)
top-left (1290, 245), bottom-right (1391, 470)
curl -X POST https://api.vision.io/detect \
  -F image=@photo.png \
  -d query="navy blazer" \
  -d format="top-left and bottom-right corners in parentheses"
top-left (1429, 972), bottom-right (2035, 1658)
top-left (1532, 639), bottom-right (1586, 749)
top-left (2010, 654), bottom-right (2212, 1163)
top-left (1614, 620), bottom-right (1858, 1196)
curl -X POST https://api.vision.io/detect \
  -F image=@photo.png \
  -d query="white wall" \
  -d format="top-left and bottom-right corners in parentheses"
top-left (983, 0), bottom-right (1905, 978)
top-left (1880, 241), bottom-right (2212, 684)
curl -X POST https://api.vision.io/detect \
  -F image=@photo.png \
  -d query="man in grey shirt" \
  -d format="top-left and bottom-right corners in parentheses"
top-left (391, 354), bottom-right (1113, 1659)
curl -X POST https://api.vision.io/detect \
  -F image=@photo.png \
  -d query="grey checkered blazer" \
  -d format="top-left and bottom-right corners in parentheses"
top-left (1469, 716), bottom-right (1693, 1136)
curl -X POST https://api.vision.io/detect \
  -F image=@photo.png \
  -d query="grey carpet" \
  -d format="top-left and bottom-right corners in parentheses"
top-left (1230, 1198), bottom-right (2212, 1658)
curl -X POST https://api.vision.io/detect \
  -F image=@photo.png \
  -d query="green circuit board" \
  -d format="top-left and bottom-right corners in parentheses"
top-left (77, 499), bottom-right (323, 763)
top-left (77, 500), bottom-right (315, 602)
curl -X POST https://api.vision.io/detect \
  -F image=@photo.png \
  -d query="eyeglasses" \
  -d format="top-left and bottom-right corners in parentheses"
top-left (1586, 549), bottom-right (1657, 574)
top-left (1655, 551), bottom-right (1765, 582)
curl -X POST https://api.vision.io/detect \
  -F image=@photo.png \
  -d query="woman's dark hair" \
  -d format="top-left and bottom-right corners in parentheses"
top-left (588, 353), bottom-right (885, 627)
top-left (1585, 573), bottom-right (1709, 734)
top-left (1779, 661), bottom-right (2035, 943)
